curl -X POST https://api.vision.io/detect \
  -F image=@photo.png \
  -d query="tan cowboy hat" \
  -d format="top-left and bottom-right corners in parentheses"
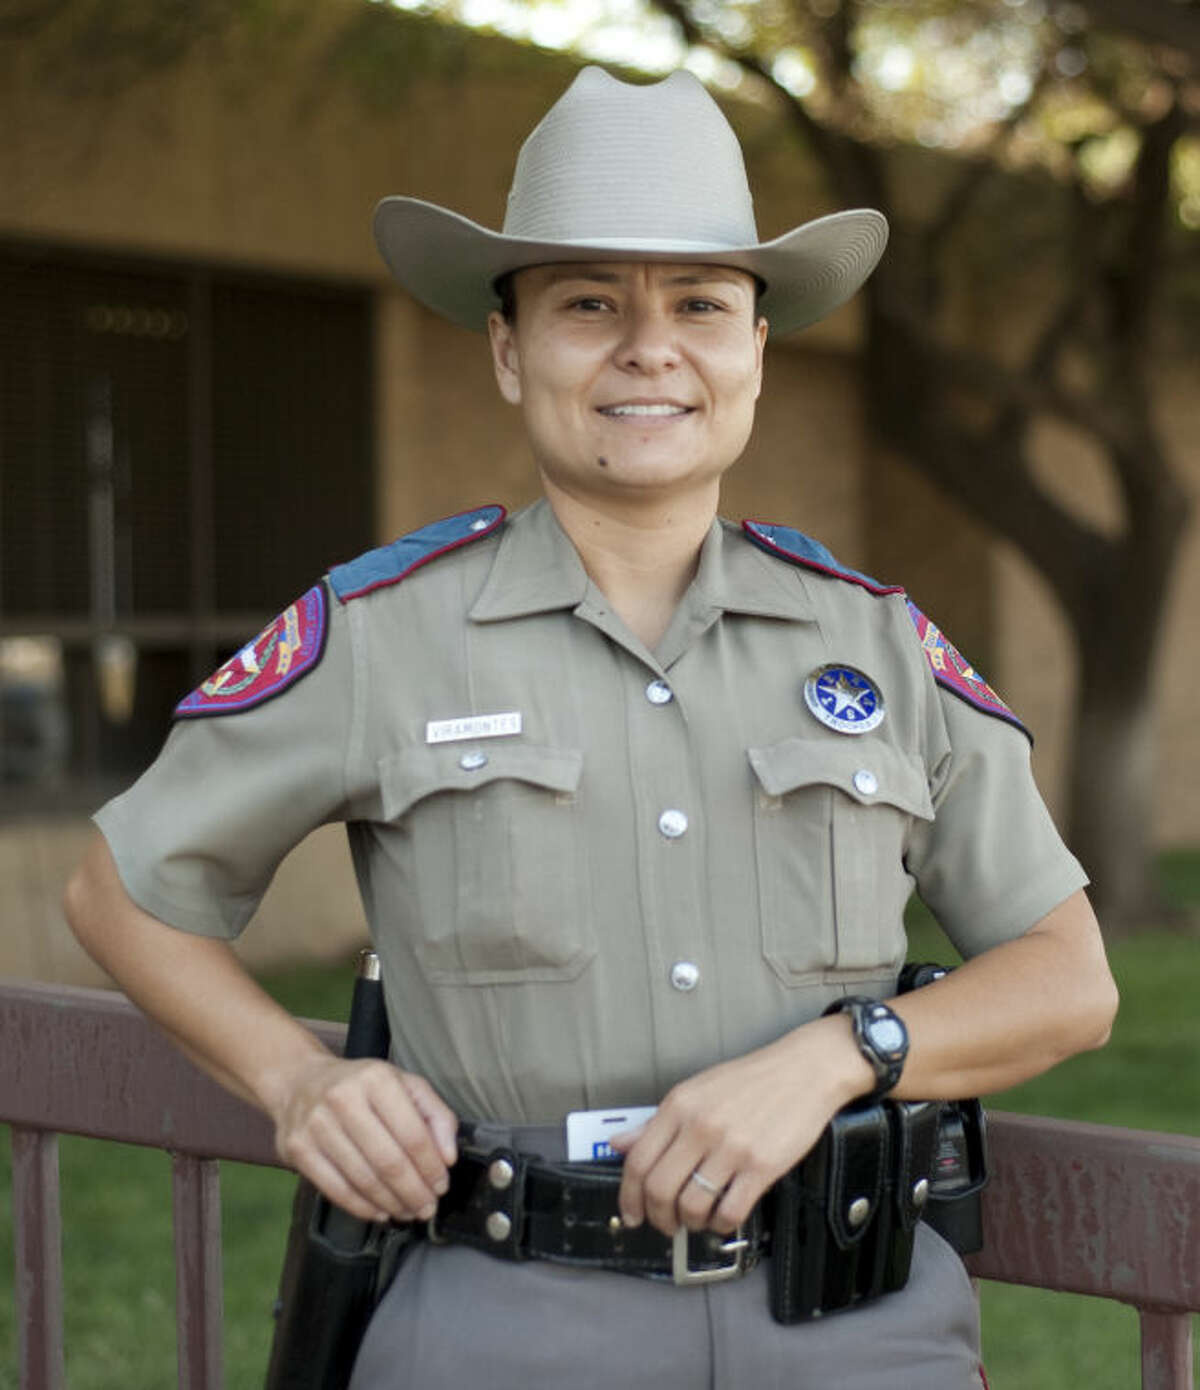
top-left (373, 66), bottom-right (887, 337)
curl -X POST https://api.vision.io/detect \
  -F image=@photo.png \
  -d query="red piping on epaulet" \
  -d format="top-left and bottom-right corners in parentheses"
top-left (336, 505), bottom-right (507, 602)
top-left (741, 520), bottom-right (905, 597)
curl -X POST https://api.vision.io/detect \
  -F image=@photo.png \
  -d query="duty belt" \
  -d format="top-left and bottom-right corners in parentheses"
top-left (425, 1099), bottom-right (987, 1323)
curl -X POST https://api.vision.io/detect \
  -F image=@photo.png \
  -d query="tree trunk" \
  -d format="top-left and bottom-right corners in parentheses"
top-left (1068, 648), bottom-right (1162, 930)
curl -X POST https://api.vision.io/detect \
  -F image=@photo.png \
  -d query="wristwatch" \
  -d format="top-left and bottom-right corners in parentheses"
top-left (823, 996), bottom-right (909, 1101)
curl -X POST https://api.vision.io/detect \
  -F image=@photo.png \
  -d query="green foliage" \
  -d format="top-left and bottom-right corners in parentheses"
top-left (7, 0), bottom-right (577, 110)
top-left (322, 2), bottom-right (573, 110)
top-left (10, 0), bottom-right (248, 96)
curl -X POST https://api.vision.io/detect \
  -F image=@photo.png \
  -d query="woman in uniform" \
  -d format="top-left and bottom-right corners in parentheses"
top-left (65, 66), bottom-right (1117, 1389)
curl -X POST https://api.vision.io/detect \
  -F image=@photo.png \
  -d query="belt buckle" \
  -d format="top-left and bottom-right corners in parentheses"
top-left (671, 1224), bottom-right (750, 1286)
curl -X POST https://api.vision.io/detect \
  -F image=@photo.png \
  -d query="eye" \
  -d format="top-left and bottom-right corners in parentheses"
top-left (681, 297), bottom-right (724, 314)
top-left (567, 295), bottom-right (613, 313)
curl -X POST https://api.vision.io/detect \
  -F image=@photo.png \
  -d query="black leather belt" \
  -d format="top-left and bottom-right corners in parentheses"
top-left (425, 1098), bottom-right (986, 1320)
top-left (428, 1141), bottom-right (765, 1284)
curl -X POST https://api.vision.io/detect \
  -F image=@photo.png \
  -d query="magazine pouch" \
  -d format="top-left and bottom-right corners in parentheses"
top-left (768, 1102), bottom-right (891, 1323)
top-left (882, 1100), bottom-right (942, 1291)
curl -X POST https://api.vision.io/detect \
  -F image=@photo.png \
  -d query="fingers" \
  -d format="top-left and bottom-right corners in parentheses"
top-left (615, 1101), bottom-right (753, 1237)
top-left (401, 1071), bottom-right (459, 1167)
top-left (275, 1057), bottom-right (457, 1223)
top-left (613, 1066), bottom-right (806, 1238)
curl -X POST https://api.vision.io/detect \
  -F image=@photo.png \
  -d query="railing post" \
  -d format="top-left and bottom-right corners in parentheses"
top-left (172, 1153), bottom-right (224, 1390)
top-left (1138, 1307), bottom-right (1194, 1390)
top-left (11, 1127), bottom-right (66, 1390)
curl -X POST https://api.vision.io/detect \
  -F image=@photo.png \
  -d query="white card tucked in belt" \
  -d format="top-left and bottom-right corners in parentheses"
top-left (566, 1106), bottom-right (657, 1161)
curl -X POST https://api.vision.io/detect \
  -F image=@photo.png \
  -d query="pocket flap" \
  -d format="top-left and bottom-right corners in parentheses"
top-left (747, 737), bottom-right (933, 820)
top-left (381, 743), bottom-right (584, 821)
top-left (825, 1102), bottom-right (891, 1250)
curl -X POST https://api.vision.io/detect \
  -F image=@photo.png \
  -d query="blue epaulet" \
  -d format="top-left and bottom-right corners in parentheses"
top-left (741, 520), bottom-right (904, 596)
top-left (742, 519), bottom-right (1030, 739)
top-left (329, 505), bottom-right (507, 603)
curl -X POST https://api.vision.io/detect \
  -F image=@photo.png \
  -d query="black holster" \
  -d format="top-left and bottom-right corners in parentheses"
top-left (264, 952), bottom-right (401, 1390)
top-left (265, 1184), bottom-right (413, 1390)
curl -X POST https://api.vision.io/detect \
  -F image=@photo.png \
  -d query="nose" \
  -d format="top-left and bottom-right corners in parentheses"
top-left (613, 303), bottom-right (680, 375)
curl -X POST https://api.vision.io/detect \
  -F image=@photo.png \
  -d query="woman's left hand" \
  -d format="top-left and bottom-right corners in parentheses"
top-left (611, 1013), bottom-right (871, 1237)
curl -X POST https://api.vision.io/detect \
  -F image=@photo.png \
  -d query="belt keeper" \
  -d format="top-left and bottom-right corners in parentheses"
top-left (431, 1146), bottom-right (527, 1260)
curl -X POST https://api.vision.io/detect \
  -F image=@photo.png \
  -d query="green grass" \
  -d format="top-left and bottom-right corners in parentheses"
top-left (2, 874), bottom-right (1198, 1388)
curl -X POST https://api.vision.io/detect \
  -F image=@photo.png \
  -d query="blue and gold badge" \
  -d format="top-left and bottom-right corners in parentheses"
top-left (804, 664), bottom-right (885, 735)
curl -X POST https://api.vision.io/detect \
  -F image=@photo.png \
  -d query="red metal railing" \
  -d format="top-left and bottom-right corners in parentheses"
top-left (3, 979), bottom-right (1198, 1389)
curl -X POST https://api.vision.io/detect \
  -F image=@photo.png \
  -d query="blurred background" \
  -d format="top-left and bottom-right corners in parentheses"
top-left (1, 0), bottom-right (1197, 984)
top-left (0, 3), bottom-right (1197, 1382)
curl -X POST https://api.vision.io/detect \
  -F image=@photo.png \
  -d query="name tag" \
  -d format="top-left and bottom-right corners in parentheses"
top-left (425, 711), bottom-right (523, 744)
top-left (566, 1106), bottom-right (657, 1162)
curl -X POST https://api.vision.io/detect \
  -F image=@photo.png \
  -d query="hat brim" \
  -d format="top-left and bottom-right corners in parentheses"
top-left (373, 198), bottom-right (887, 337)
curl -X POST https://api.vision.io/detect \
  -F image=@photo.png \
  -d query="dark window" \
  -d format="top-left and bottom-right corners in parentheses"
top-left (0, 244), bottom-right (373, 812)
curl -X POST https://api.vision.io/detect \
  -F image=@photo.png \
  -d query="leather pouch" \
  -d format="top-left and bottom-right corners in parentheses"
top-left (882, 1100), bottom-right (942, 1291)
top-left (769, 1102), bottom-right (891, 1323)
top-left (924, 1099), bottom-right (988, 1255)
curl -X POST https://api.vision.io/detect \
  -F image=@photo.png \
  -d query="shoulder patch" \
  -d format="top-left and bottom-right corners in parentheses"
top-left (906, 600), bottom-right (1030, 741)
top-left (174, 583), bottom-right (329, 720)
top-left (741, 520), bottom-right (904, 597)
top-left (329, 504), bottom-right (506, 603)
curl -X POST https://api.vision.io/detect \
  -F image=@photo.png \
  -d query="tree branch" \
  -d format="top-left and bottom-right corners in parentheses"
top-left (922, 61), bottom-right (1056, 260)
top-left (648, 0), bottom-right (891, 213)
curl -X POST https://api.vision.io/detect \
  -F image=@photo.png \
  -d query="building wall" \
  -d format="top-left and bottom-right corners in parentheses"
top-left (1, 2), bottom-right (1196, 984)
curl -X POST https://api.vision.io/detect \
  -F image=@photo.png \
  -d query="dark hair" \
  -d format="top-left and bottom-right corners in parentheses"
top-left (493, 271), bottom-right (517, 324)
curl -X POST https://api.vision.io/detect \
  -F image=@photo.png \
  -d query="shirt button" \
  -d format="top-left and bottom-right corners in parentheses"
top-left (853, 769), bottom-right (878, 796)
top-left (645, 679), bottom-right (674, 706)
top-left (670, 961), bottom-right (701, 992)
top-left (459, 751), bottom-right (489, 771)
top-left (658, 809), bottom-right (689, 839)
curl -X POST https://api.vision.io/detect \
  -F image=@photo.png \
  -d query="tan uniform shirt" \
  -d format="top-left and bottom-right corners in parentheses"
top-left (96, 499), bottom-right (1087, 1123)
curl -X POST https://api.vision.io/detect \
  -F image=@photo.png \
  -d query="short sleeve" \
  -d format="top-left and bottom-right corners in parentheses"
top-left (905, 690), bottom-right (1089, 959)
top-left (94, 582), bottom-right (358, 939)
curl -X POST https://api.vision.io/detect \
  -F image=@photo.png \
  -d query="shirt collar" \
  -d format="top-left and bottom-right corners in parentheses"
top-left (469, 499), bottom-right (815, 627)
top-left (469, 499), bottom-right (590, 622)
top-left (689, 518), bottom-right (816, 623)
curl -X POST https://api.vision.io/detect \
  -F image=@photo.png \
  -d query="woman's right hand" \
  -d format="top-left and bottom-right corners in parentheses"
top-left (270, 1054), bottom-right (459, 1223)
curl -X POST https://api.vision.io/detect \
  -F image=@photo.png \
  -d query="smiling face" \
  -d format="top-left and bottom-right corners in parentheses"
top-left (487, 262), bottom-right (767, 510)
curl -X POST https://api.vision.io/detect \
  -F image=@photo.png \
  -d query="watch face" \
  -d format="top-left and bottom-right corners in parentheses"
top-left (867, 1015), bottom-right (907, 1058)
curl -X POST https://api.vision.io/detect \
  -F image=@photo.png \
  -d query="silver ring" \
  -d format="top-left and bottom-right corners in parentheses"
top-left (688, 1169), bottom-right (721, 1196)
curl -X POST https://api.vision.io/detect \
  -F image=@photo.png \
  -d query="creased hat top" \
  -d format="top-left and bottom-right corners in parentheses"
top-left (502, 68), bottom-right (758, 248)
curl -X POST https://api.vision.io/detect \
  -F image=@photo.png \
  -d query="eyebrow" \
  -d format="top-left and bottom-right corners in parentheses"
top-left (540, 266), bottom-right (750, 289)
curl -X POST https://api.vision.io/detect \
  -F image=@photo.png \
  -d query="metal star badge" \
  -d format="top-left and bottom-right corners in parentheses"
top-left (803, 664), bottom-right (885, 735)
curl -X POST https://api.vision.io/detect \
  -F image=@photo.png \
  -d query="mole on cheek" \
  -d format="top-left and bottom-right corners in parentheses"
top-left (596, 456), bottom-right (608, 468)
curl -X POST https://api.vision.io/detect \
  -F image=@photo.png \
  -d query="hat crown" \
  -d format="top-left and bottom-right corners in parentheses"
top-left (502, 67), bottom-right (759, 248)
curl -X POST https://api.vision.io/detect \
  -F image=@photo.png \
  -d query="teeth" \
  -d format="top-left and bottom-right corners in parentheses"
top-left (601, 403), bottom-right (689, 417)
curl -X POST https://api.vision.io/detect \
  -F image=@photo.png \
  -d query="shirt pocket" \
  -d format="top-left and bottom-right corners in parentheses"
top-left (747, 736), bottom-right (933, 982)
top-left (380, 743), bottom-right (594, 985)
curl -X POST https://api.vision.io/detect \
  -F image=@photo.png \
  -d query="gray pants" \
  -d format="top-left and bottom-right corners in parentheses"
top-left (349, 1224), bottom-right (983, 1389)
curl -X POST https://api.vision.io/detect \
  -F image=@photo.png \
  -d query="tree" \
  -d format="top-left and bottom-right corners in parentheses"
top-left (649, 0), bottom-right (1198, 933)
